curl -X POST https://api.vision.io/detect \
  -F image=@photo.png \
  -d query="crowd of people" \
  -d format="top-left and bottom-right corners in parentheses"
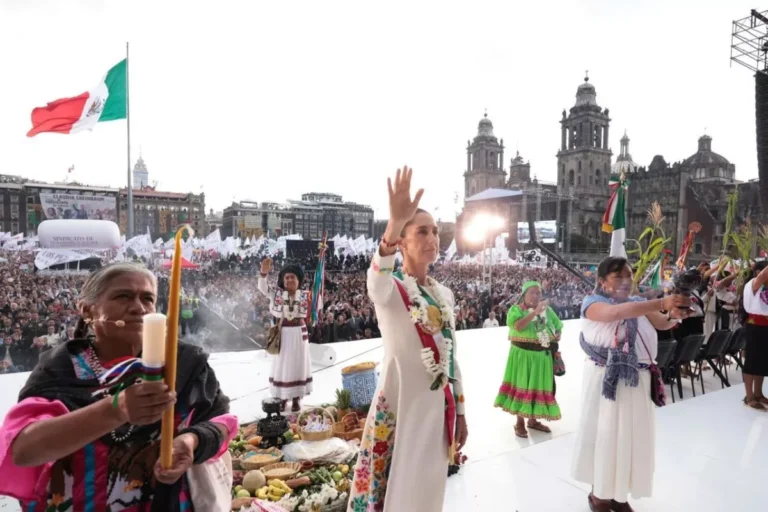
top-left (0, 248), bottom-right (592, 374)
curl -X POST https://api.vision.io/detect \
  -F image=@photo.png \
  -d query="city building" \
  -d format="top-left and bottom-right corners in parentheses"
top-left (222, 193), bottom-right (374, 240)
top-left (132, 156), bottom-right (150, 189)
top-left (556, 75), bottom-right (614, 247)
top-left (23, 181), bottom-right (119, 235)
top-left (625, 134), bottom-right (759, 261)
top-left (205, 209), bottom-right (223, 234)
top-left (0, 175), bottom-right (27, 235)
top-left (458, 113), bottom-right (564, 254)
top-left (463, 113), bottom-right (507, 198)
top-left (118, 187), bottom-right (206, 240)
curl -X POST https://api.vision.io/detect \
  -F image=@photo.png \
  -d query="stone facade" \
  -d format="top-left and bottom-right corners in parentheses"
top-left (463, 113), bottom-right (507, 198)
top-left (625, 134), bottom-right (759, 261)
top-left (556, 76), bottom-right (613, 245)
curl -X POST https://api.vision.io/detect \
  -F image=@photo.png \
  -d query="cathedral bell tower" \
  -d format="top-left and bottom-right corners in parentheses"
top-left (556, 74), bottom-right (613, 242)
top-left (464, 112), bottom-right (507, 199)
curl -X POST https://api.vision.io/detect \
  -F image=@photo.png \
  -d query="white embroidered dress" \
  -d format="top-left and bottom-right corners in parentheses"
top-left (257, 277), bottom-right (313, 400)
top-left (347, 252), bottom-right (465, 512)
top-left (570, 295), bottom-right (658, 503)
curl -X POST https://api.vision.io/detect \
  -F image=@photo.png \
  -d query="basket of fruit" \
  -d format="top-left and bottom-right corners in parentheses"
top-left (241, 448), bottom-right (284, 471)
top-left (298, 408), bottom-right (334, 442)
top-left (261, 461), bottom-right (302, 481)
top-left (333, 412), bottom-right (364, 441)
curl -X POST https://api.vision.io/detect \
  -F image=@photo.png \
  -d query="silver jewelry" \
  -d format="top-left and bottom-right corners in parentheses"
top-left (110, 424), bottom-right (135, 443)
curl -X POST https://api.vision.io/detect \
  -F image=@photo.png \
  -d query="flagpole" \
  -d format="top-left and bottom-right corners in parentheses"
top-left (126, 41), bottom-right (134, 239)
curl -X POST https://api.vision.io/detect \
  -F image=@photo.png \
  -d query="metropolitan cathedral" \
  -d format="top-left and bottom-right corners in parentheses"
top-left (460, 75), bottom-right (759, 261)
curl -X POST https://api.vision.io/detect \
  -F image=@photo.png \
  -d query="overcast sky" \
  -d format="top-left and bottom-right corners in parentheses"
top-left (0, 0), bottom-right (760, 221)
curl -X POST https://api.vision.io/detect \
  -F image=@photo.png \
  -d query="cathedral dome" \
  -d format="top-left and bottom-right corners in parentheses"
top-left (475, 112), bottom-right (497, 141)
top-left (575, 76), bottom-right (597, 107)
top-left (683, 135), bottom-right (730, 167)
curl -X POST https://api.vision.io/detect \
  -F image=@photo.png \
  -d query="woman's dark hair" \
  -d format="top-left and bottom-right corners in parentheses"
top-left (400, 208), bottom-right (430, 237)
top-left (278, 264), bottom-right (304, 289)
top-left (595, 257), bottom-right (629, 295)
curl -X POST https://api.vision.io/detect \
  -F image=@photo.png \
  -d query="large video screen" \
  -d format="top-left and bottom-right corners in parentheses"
top-left (516, 222), bottom-right (530, 243)
top-left (535, 220), bottom-right (557, 244)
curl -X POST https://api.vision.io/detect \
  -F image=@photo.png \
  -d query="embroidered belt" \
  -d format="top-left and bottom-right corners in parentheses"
top-left (512, 341), bottom-right (549, 352)
top-left (280, 318), bottom-right (305, 327)
top-left (747, 314), bottom-right (768, 327)
top-left (587, 355), bottom-right (650, 371)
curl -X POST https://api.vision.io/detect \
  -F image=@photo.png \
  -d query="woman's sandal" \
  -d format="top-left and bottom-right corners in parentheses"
top-left (527, 419), bottom-right (552, 433)
top-left (743, 397), bottom-right (767, 411)
top-left (754, 395), bottom-right (768, 405)
top-left (514, 423), bottom-right (528, 438)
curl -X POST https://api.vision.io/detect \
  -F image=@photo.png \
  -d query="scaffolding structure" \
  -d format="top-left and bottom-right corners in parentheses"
top-left (731, 10), bottom-right (768, 75)
top-left (731, 9), bottom-right (768, 220)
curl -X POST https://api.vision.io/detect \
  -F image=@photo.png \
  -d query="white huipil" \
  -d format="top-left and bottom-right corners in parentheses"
top-left (571, 295), bottom-right (658, 502)
top-left (347, 252), bottom-right (465, 512)
top-left (257, 277), bottom-right (313, 400)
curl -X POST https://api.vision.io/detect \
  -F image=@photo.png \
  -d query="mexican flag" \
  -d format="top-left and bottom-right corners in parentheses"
top-left (602, 175), bottom-right (627, 258)
top-left (27, 59), bottom-right (126, 137)
top-left (647, 258), bottom-right (664, 288)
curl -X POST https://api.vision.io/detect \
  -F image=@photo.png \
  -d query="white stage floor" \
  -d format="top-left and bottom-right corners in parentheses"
top-left (0, 320), bottom-right (764, 511)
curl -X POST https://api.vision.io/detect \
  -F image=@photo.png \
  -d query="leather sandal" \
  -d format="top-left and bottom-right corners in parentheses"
top-left (609, 500), bottom-right (634, 512)
top-left (588, 493), bottom-right (612, 512)
top-left (527, 419), bottom-right (552, 433)
top-left (744, 397), bottom-right (767, 411)
top-left (514, 423), bottom-right (528, 438)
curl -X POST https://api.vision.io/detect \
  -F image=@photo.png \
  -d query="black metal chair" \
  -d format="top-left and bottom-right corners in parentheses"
top-left (670, 334), bottom-right (706, 400)
top-left (727, 327), bottom-right (746, 370)
top-left (694, 330), bottom-right (732, 393)
top-left (655, 338), bottom-right (678, 401)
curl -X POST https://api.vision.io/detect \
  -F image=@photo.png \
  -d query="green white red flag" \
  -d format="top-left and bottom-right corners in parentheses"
top-left (27, 60), bottom-right (126, 137)
top-left (602, 174), bottom-right (628, 258)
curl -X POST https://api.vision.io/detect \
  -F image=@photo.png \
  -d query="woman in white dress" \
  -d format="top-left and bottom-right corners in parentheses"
top-left (258, 260), bottom-right (313, 412)
top-left (571, 257), bottom-right (690, 512)
top-left (348, 167), bottom-right (468, 512)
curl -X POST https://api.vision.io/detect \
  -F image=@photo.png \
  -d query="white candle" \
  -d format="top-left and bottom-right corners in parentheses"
top-left (142, 313), bottom-right (167, 368)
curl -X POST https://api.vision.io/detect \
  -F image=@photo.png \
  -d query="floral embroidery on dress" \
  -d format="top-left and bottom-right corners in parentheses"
top-left (350, 395), bottom-right (396, 512)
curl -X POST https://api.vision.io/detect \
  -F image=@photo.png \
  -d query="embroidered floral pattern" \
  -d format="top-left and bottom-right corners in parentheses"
top-left (350, 395), bottom-right (396, 512)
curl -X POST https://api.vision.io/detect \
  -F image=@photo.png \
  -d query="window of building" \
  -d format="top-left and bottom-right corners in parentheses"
top-left (26, 196), bottom-right (34, 204)
top-left (10, 205), bottom-right (19, 220)
top-left (694, 243), bottom-right (703, 254)
top-left (10, 195), bottom-right (18, 204)
top-left (568, 170), bottom-right (575, 186)
top-left (577, 176), bottom-right (582, 186)
top-left (11, 222), bottom-right (19, 233)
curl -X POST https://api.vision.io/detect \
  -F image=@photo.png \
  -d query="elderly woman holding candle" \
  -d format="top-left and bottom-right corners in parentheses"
top-left (258, 259), bottom-right (313, 412)
top-left (0, 262), bottom-right (237, 511)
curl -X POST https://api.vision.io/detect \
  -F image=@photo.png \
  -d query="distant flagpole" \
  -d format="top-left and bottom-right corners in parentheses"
top-left (126, 41), bottom-right (134, 239)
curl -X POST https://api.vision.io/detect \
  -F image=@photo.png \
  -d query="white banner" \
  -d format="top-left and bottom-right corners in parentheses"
top-left (35, 249), bottom-right (102, 270)
top-left (40, 193), bottom-right (117, 221)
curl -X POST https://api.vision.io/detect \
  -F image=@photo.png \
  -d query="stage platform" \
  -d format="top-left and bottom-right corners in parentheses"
top-left (0, 321), bottom-right (764, 511)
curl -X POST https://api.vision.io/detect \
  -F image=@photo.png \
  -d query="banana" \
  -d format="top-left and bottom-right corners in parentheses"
top-left (269, 480), bottom-right (292, 493)
top-left (269, 487), bottom-right (286, 497)
top-left (256, 487), bottom-right (269, 500)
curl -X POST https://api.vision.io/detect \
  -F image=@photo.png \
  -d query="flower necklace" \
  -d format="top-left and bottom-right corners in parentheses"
top-left (281, 290), bottom-right (302, 320)
top-left (399, 272), bottom-right (455, 390)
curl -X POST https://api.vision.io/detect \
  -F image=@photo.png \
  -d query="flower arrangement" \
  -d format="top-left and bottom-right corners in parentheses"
top-left (274, 483), bottom-right (347, 512)
top-left (400, 273), bottom-right (454, 390)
